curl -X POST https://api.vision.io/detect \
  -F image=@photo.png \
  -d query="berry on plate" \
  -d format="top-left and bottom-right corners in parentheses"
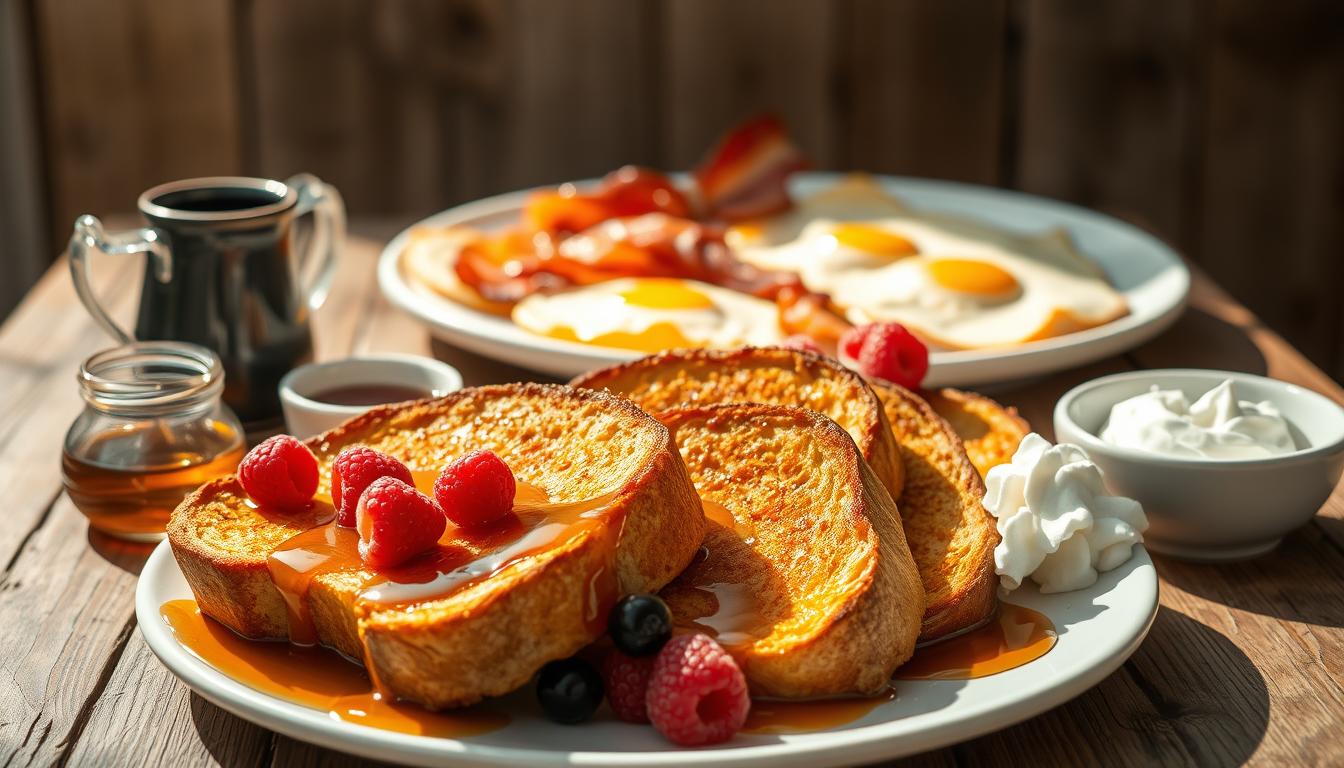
top-left (331, 446), bottom-right (413, 527)
top-left (608, 594), bottom-right (673, 657)
top-left (602, 651), bottom-right (655, 723)
top-left (646, 633), bottom-right (750, 746)
top-left (238, 434), bottom-right (319, 510)
top-left (433, 449), bottom-right (517, 530)
top-left (536, 658), bottom-right (604, 724)
top-left (355, 477), bottom-right (446, 569)
top-left (840, 322), bottom-right (930, 390)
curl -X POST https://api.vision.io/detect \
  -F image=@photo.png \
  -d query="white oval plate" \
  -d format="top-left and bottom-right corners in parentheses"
top-left (138, 540), bottom-right (1157, 767)
top-left (377, 174), bottom-right (1189, 387)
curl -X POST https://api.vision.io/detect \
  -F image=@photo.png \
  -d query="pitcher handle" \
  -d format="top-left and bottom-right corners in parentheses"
top-left (287, 173), bottom-right (345, 311)
top-left (68, 214), bottom-right (172, 343)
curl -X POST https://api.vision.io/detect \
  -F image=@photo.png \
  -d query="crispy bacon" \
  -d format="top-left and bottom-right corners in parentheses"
top-left (455, 214), bottom-right (806, 304)
top-left (457, 118), bottom-right (813, 310)
top-left (523, 166), bottom-right (690, 235)
top-left (775, 285), bottom-right (853, 354)
top-left (693, 115), bottom-right (807, 222)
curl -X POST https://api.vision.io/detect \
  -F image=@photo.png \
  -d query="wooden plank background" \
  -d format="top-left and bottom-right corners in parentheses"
top-left (6, 0), bottom-right (1344, 380)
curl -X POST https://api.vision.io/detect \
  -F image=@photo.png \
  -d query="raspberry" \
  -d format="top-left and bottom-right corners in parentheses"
top-left (331, 447), bottom-right (413, 527)
top-left (238, 435), bottom-right (318, 510)
top-left (602, 651), bottom-right (655, 723)
top-left (355, 477), bottom-right (446, 569)
top-left (849, 322), bottom-right (929, 390)
top-left (646, 634), bottom-right (750, 746)
top-left (779, 335), bottom-right (824, 355)
top-left (433, 450), bottom-right (516, 530)
top-left (839, 324), bottom-right (869, 361)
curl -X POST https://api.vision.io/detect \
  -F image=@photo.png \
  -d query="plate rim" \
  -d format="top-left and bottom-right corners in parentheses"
top-left (137, 540), bottom-right (1159, 767)
top-left (375, 173), bottom-right (1191, 385)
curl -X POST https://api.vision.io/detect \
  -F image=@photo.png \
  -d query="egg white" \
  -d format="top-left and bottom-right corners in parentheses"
top-left (512, 277), bottom-right (784, 352)
top-left (729, 176), bottom-right (1128, 349)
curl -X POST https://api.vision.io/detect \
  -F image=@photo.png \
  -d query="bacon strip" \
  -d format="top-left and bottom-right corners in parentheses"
top-left (456, 117), bottom-right (814, 309)
top-left (693, 115), bottom-right (807, 221)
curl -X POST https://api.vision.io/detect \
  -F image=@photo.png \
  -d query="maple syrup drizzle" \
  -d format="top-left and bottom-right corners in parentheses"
top-left (896, 603), bottom-right (1057, 680)
top-left (743, 689), bottom-right (897, 734)
top-left (264, 471), bottom-right (620, 656)
top-left (737, 605), bottom-right (1057, 733)
top-left (185, 459), bottom-right (1059, 738)
top-left (669, 499), bottom-right (770, 647)
top-left (159, 599), bottom-right (508, 737)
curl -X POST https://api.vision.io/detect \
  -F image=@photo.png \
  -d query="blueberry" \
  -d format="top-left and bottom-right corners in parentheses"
top-left (536, 658), bottom-right (603, 724)
top-left (608, 593), bottom-right (672, 657)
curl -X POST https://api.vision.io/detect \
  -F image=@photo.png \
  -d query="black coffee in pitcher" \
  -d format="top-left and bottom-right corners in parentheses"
top-left (70, 175), bottom-right (344, 430)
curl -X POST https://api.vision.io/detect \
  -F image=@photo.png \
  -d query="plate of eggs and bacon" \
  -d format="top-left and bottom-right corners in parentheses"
top-left (380, 118), bottom-right (1188, 387)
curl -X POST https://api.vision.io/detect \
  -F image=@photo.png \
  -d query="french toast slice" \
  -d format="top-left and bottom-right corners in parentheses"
top-left (168, 384), bottom-right (705, 709)
top-left (570, 347), bottom-right (905, 501)
top-left (658, 405), bottom-right (924, 697)
top-left (869, 381), bottom-right (999, 642)
top-left (924, 388), bottom-right (1030, 477)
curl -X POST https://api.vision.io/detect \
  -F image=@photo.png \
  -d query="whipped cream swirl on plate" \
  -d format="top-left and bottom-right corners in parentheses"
top-left (984, 433), bottom-right (1147, 593)
top-left (1099, 379), bottom-right (1295, 460)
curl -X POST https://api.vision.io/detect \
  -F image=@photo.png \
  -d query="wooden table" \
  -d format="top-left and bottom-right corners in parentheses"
top-left (3, 221), bottom-right (1342, 767)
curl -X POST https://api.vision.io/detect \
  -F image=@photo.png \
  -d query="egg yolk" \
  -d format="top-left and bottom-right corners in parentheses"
top-left (926, 258), bottom-right (1020, 297)
top-left (544, 323), bottom-right (697, 353)
top-left (831, 223), bottom-right (919, 259)
top-left (618, 279), bottom-right (715, 310)
top-left (728, 221), bottom-right (765, 244)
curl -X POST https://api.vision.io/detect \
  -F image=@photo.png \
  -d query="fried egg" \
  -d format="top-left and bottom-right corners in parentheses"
top-left (512, 277), bottom-right (784, 353)
top-left (728, 176), bottom-right (1128, 349)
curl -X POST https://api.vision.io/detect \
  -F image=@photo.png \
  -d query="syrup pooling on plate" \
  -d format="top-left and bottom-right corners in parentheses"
top-left (670, 499), bottom-right (772, 648)
top-left (896, 603), bottom-right (1057, 680)
top-left (159, 599), bottom-right (508, 737)
top-left (266, 470), bottom-right (621, 646)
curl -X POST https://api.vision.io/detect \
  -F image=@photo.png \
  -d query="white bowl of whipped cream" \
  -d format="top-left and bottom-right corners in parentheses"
top-left (1054, 368), bottom-right (1344, 561)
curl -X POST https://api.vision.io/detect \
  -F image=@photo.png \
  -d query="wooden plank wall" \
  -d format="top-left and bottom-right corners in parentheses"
top-left (0, 0), bottom-right (46, 316)
top-left (16, 0), bottom-right (1344, 379)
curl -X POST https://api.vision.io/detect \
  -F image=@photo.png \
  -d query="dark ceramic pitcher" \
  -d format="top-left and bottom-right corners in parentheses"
top-left (69, 174), bottom-right (344, 430)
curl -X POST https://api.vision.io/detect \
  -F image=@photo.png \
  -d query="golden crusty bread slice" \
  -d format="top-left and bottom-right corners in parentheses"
top-left (570, 347), bottom-right (905, 502)
top-left (168, 384), bottom-right (705, 709)
top-left (868, 381), bottom-right (999, 642)
top-left (924, 388), bottom-right (1030, 477)
top-left (573, 348), bottom-right (996, 643)
top-left (658, 405), bottom-right (924, 697)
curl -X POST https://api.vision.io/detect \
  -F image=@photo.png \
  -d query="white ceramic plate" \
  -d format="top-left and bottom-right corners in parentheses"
top-left (377, 174), bottom-right (1189, 387)
top-left (138, 541), bottom-right (1157, 767)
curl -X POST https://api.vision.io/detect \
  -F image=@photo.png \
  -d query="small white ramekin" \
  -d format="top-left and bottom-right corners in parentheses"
top-left (279, 354), bottom-right (462, 438)
top-left (1054, 368), bottom-right (1344, 561)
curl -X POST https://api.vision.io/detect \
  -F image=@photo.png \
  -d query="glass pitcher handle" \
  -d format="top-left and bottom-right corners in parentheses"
top-left (287, 173), bottom-right (345, 311)
top-left (68, 214), bottom-right (173, 343)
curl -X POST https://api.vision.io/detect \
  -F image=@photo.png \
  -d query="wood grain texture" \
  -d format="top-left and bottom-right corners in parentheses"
top-left (1198, 0), bottom-right (1344, 372)
top-left (62, 632), bottom-right (273, 767)
top-left (0, 246), bottom-right (139, 569)
top-left (500, 0), bottom-right (656, 189)
top-left (839, 0), bottom-right (1008, 183)
top-left (659, 0), bottom-right (839, 169)
top-left (6, 225), bottom-right (1344, 767)
top-left (250, 0), bottom-right (503, 216)
top-left (0, 498), bottom-right (141, 766)
top-left (1015, 0), bottom-right (1200, 244)
top-left (0, 0), bottom-right (48, 320)
top-left (32, 0), bottom-right (243, 242)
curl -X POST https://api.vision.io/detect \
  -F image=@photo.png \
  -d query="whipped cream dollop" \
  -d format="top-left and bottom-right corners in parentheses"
top-left (1099, 380), bottom-right (1295, 460)
top-left (984, 433), bottom-right (1147, 594)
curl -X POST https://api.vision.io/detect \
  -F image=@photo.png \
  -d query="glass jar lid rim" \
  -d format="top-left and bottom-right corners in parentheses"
top-left (79, 341), bottom-right (225, 412)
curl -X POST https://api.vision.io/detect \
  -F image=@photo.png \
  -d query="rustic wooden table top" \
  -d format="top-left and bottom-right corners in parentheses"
top-left (3, 220), bottom-right (1342, 768)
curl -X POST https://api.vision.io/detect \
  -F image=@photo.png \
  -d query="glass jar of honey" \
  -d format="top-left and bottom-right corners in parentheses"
top-left (62, 342), bottom-right (246, 541)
